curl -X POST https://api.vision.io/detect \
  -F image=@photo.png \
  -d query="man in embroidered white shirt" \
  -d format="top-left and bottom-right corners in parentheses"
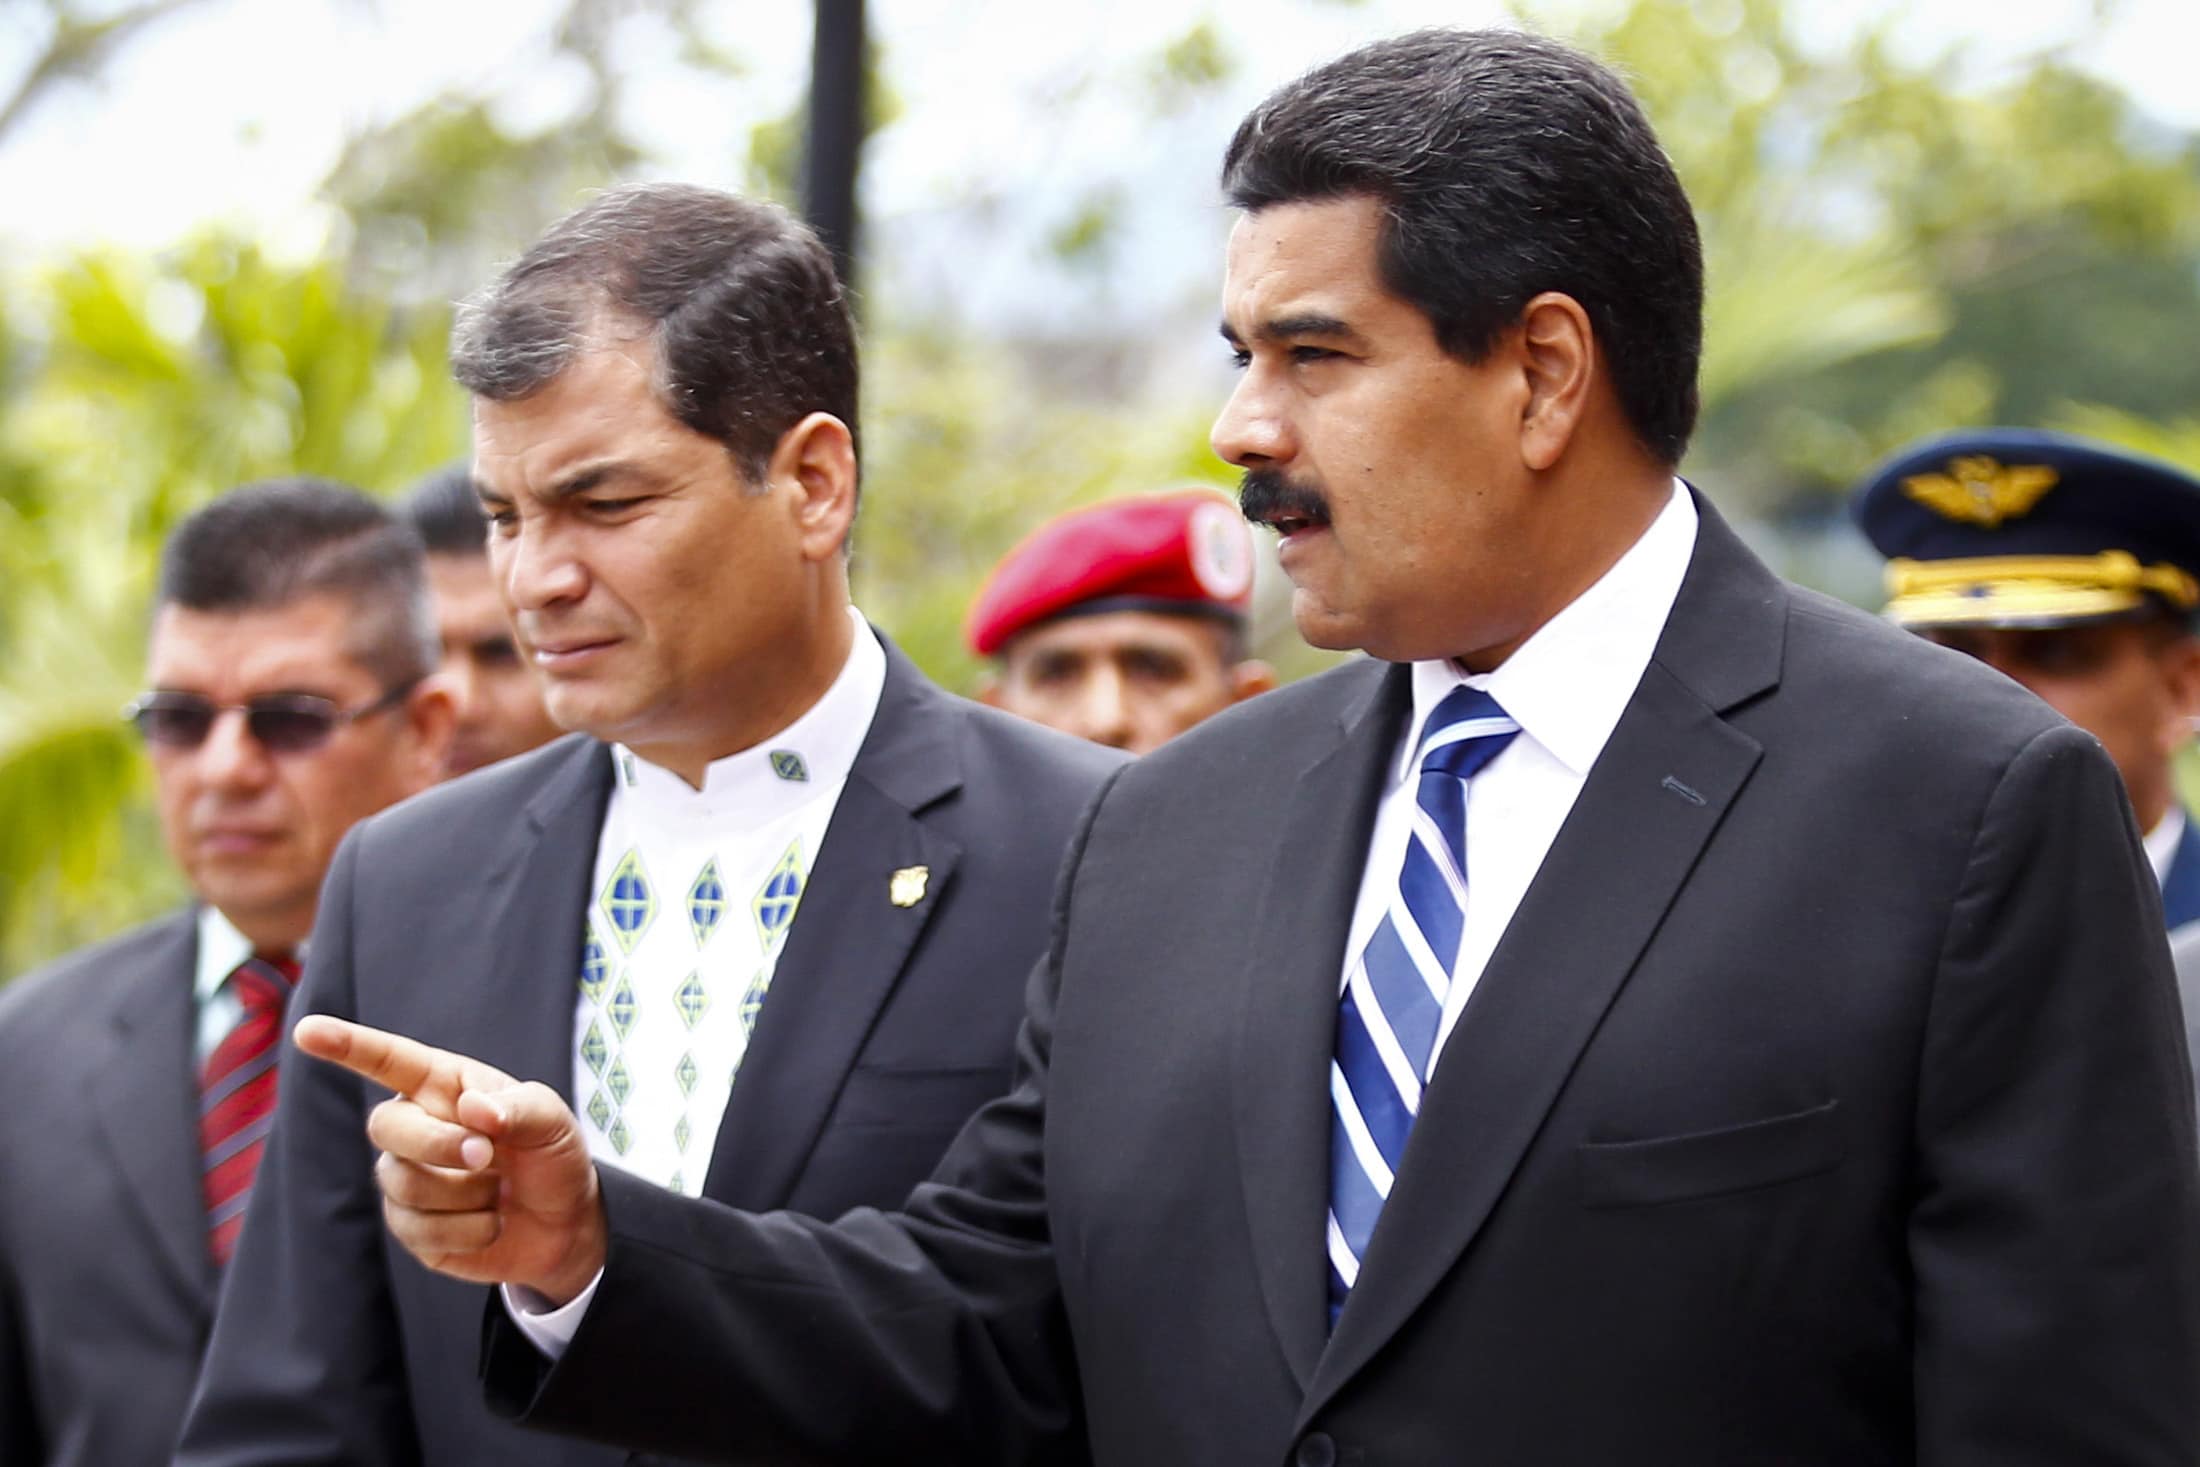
top-left (0, 480), bottom-right (452, 1467)
top-left (301, 30), bottom-right (2199, 1467)
top-left (175, 186), bottom-right (1120, 1467)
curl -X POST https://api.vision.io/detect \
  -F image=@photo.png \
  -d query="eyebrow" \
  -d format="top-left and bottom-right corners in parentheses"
top-left (1218, 313), bottom-right (1366, 349)
top-left (474, 460), bottom-right (664, 507)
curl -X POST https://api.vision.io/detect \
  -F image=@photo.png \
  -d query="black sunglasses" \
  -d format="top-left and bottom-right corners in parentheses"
top-left (123, 681), bottom-right (418, 755)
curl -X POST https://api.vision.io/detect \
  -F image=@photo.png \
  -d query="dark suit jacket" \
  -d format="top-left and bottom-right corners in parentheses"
top-left (485, 497), bottom-right (2200, 1466)
top-left (175, 643), bottom-right (1121, 1466)
top-left (0, 910), bottom-right (215, 1466)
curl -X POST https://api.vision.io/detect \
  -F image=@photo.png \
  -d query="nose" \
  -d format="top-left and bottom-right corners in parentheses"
top-left (498, 520), bottom-right (588, 614)
top-left (1066, 665), bottom-right (1137, 752)
top-left (195, 708), bottom-right (275, 793)
top-left (1211, 367), bottom-right (1290, 471)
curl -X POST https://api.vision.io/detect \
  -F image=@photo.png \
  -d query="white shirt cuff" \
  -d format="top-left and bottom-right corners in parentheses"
top-left (501, 1269), bottom-right (604, 1359)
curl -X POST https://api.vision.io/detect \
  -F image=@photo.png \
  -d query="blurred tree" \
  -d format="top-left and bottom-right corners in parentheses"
top-left (0, 0), bottom-right (212, 146)
top-left (1554, 0), bottom-right (2200, 513)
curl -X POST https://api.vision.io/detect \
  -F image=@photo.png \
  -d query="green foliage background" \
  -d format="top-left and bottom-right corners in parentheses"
top-left (6, 0), bottom-right (2200, 976)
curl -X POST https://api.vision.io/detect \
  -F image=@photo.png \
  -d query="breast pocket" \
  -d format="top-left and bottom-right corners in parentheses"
top-left (830, 1063), bottom-right (1009, 1132)
top-left (1577, 1099), bottom-right (1845, 1208)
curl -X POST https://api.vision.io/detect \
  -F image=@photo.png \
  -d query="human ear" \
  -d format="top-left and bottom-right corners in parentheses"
top-left (1515, 292), bottom-right (1595, 472)
top-left (400, 678), bottom-right (459, 790)
top-left (767, 413), bottom-right (859, 561)
top-left (2156, 632), bottom-right (2200, 757)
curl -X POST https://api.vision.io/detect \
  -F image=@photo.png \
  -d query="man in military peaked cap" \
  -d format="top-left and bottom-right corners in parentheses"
top-left (1854, 428), bottom-right (2200, 934)
top-left (966, 489), bottom-right (1276, 753)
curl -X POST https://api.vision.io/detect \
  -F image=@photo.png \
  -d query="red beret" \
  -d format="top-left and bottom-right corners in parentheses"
top-left (965, 490), bottom-right (1257, 657)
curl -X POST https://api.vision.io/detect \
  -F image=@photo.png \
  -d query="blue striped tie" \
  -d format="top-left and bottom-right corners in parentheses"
top-left (1327, 685), bottom-right (1519, 1326)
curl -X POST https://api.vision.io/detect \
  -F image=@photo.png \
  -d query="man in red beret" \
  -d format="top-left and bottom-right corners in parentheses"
top-left (965, 489), bottom-right (1276, 753)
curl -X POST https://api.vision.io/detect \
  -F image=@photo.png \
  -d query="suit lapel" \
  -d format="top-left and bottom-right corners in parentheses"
top-left (1303, 497), bottom-right (1787, 1418)
top-left (701, 642), bottom-right (964, 1210)
top-left (471, 738), bottom-right (613, 1098)
top-left (88, 912), bottom-right (213, 1304)
top-left (1233, 661), bottom-right (1407, 1393)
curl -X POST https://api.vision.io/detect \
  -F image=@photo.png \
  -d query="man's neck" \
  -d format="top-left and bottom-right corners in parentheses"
top-left (632, 601), bottom-right (859, 788)
top-left (1453, 467), bottom-right (1676, 674)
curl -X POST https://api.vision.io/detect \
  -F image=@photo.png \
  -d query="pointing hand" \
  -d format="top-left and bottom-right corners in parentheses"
top-left (294, 1015), bottom-right (607, 1306)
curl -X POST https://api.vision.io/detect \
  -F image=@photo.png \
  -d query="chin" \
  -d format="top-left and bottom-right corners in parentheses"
top-left (1291, 597), bottom-right (1377, 657)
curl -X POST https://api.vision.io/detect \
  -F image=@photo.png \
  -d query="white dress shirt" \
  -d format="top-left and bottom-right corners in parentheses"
top-left (194, 904), bottom-right (296, 1065)
top-left (2145, 805), bottom-right (2185, 888)
top-left (1342, 481), bottom-right (1698, 1074)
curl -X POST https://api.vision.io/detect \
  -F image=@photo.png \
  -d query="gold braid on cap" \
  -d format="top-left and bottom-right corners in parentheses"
top-left (1884, 551), bottom-right (2200, 626)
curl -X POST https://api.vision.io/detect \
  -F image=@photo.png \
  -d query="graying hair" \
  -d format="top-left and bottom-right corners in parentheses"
top-left (450, 183), bottom-right (860, 488)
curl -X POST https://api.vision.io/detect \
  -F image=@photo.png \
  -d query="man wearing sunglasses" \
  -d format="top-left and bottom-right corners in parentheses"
top-left (0, 479), bottom-right (452, 1466)
top-left (175, 185), bottom-right (1120, 1467)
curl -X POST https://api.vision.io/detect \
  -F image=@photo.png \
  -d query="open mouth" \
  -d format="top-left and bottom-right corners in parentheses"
top-left (1239, 469), bottom-right (1331, 539)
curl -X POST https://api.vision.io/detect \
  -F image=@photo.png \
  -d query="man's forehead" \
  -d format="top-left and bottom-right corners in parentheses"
top-left (1009, 609), bottom-right (1232, 662)
top-left (468, 340), bottom-right (677, 491)
top-left (1232, 197), bottom-right (1381, 281)
top-left (1221, 198), bottom-right (1391, 330)
top-left (147, 597), bottom-right (374, 690)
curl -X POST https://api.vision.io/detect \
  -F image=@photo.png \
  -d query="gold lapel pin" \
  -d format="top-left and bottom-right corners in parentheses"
top-left (889, 865), bottom-right (929, 908)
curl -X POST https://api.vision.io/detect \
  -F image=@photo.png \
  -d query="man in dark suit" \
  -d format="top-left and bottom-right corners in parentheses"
top-left (308, 31), bottom-right (2200, 1465)
top-left (401, 463), bottom-right (564, 778)
top-left (174, 187), bottom-right (1119, 1466)
top-left (0, 481), bottom-right (453, 1466)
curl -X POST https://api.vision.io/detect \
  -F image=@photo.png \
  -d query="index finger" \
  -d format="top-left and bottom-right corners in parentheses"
top-left (295, 1016), bottom-right (470, 1105)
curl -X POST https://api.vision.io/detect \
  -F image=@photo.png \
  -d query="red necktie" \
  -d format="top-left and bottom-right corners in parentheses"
top-left (199, 953), bottom-right (301, 1265)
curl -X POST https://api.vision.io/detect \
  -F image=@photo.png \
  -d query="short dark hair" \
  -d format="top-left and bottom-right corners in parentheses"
top-left (450, 183), bottom-right (859, 486)
top-left (1222, 28), bottom-right (1703, 465)
top-left (157, 478), bottom-right (437, 688)
top-left (401, 463), bottom-right (487, 557)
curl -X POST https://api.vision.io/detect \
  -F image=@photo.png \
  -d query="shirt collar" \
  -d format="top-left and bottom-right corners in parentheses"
top-left (610, 606), bottom-right (887, 826)
top-left (1401, 480), bottom-right (1699, 781)
top-left (2146, 805), bottom-right (2186, 886)
top-left (194, 903), bottom-right (260, 1004)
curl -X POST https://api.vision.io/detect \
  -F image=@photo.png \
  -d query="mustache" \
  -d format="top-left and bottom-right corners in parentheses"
top-left (1238, 469), bottom-right (1332, 529)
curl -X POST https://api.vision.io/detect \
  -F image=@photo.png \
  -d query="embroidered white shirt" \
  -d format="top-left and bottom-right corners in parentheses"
top-left (570, 608), bottom-right (886, 1194)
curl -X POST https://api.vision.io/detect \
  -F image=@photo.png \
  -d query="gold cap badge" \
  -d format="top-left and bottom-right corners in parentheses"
top-left (889, 866), bottom-right (929, 908)
top-left (1901, 456), bottom-right (2059, 528)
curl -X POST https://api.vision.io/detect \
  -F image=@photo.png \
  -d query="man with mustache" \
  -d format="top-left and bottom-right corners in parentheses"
top-left (0, 480), bottom-right (452, 1466)
top-left (312, 30), bottom-right (2200, 1465)
top-left (173, 186), bottom-right (1119, 1466)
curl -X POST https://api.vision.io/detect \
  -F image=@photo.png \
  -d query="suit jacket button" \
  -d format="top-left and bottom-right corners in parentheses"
top-left (1295, 1431), bottom-right (1338, 1467)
